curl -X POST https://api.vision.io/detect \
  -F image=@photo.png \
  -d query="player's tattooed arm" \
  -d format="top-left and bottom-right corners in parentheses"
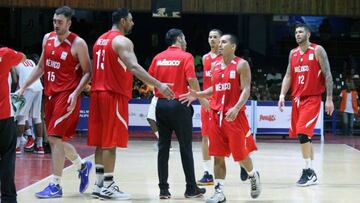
top-left (316, 45), bottom-right (333, 97)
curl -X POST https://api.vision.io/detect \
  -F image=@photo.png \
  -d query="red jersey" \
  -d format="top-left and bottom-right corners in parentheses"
top-left (148, 46), bottom-right (196, 99)
top-left (210, 57), bottom-right (245, 113)
top-left (43, 32), bottom-right (82, 96)
top-left (202, 52), bottom-right (222, 90)
top-left (0, 47), bottom-right (24, 119)
top-left (290, 43), bottom-right (325, 97)
top-left (92, 30), bottom-right (133, 99)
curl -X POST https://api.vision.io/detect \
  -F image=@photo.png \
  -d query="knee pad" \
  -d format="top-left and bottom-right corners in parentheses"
top-left (33, 117), bottom-right (42, 124)
top-left (16, 115), bottom-right (28, 125)
top-left (298, 134), bottom-right (311, 144)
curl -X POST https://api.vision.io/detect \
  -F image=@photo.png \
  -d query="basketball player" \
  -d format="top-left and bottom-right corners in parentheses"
top-left (88, 8), bottom-right (174, 200)
top-left (14, 56), bottom-right (44, 154)
top-left (180, 34), bottom-right (261, 201)
top-left (0, 46), bottom-right (25, 203)
top-left (18, 6), bottom-right (93, 198)
top-left (278, 23), bottom-right (334, 186)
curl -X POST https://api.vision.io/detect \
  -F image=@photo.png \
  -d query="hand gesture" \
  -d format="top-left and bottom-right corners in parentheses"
top-left (67, 92), bottom-right (78, 112)
top-left (179, 86), bottom-right (198, 106)
top-left (158, 83), bottom-right (175, 100)
top-left (325, 98), bottom-right (334, 116)
top-left (225, 106), bottom-right (239, 122)
top-left (278, 95), bottom-right (285, 112)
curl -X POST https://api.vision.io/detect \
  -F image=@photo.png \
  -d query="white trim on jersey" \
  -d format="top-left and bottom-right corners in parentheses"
top-left (305, 113), bottom-right (319, 128)
top-left (117, 57), bottom-right (128, 71)
top-left (64, 39), bottom-right (72, 46)
top-left (116, 100), bottom-right (128, 129)
top-left (54, 109), bottom-right (74, 128)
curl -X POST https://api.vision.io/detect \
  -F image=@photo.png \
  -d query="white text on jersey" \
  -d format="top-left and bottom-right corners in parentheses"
top-left (157, 59), bottom-right (181, 66)
top-left (46, 59), bottom-right (60, 69)
top-left (215, 83), bottom-right (231, 91)
top-left (294, 65), bottom-right (309, 73)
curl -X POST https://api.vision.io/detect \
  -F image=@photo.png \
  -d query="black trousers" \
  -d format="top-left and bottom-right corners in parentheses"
top-left (156, 99), bottom-right (196, 190)
top-left (0, 117), bottom-right (17, 203)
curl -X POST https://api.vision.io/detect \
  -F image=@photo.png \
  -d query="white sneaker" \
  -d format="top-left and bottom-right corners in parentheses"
top-left (99, 182), bottom-right (131, 200)
top-left (91, 184), bottom-right (102, 198)
top-left (206, 187), bottom-right (226, 203)
top-left (249, 171), bottom-right (261, 199)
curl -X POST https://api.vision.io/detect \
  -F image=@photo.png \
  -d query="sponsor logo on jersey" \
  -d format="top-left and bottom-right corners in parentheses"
top-left (51, 50), bottom-right (55, 55)
top-left (294, 65), bottom-right (309, 73)
top-left (46, 59), bottom-right (60, 69)
top-left (229, 70), bottom-right (236, 79)
top-left (205, 70), bottom-right (212, 77)
top-left (60, 51), bottom-right (68, 60)
top-left (157, 59), bottom-right (181, 66)
top-left (259, 114), bottom-right (276, 121)
top-left (309, 53), bottom-right (314, 60)
top-left (215, 83), bottom-right (231, 91)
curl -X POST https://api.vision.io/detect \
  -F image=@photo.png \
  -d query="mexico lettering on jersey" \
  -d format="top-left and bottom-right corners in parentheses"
top-left (290, 43), bottom-right (325, 97)
top-left (0, 47), bottom-right (24, 119)
top-left (44, 32), bottom-right (82, 96)
top-left (202, 52), bottom-right (222, 90)
top-left (148, 46), bottom-right (196, 99)
top-left (92, 30), bottom-right (133, 99)
top-left (210, 56), bottom-right (245, 113)
top-left (15, 59), bottom-right (43, 92)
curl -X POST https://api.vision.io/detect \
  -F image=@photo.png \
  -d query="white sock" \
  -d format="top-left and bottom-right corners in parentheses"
top-left (304, 158), bottom-right (311, 169)
top-left (51, 175), bottom-right (61, 186)
top-left (25, 128), bottom-right (32, 137)
top-left (36, 137), bottom-right (43, 147)
top-left (155, 131), bottom-right (159, 139)
top-left (215, 179), bottom-right (224, 190)
top-left (203, 160), bottom-right (211, 173)
top-left (247, 168), bottom-right (256, 177)
top-left (103, 173), bottom-right (114, 187)
top-left (72, 155), bottom-right (85, 170)
top-left (95, 164), bottom-right (104, 186)
top-left (16, 137), bottom-right (22, 147)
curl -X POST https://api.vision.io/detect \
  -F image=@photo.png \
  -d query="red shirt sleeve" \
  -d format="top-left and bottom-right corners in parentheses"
top-left (184, 54), bottom-right (196, 79)
top-left (0, 48), bottom-right (24, 74)
top-left (6, 48), bottom-right (24, 67)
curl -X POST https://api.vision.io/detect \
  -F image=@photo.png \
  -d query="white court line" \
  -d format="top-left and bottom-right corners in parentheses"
top-left (344, 143), bottom-right (360, 153)
top-left (17, 154), bottom-right (95, 193)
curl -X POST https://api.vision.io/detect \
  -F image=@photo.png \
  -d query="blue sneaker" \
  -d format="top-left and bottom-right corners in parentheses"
top-left (35, 183), bottom-right (62, 198)
top-left (197, 171), bottom-right (214, 186)
top-left (78, 161), bottom-right (93, 193)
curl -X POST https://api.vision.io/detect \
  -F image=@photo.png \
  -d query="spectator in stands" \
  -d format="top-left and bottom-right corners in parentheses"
top-left (195, 64), bottom-right (204, 88)
top-left (266, 67), bottom-right (282, 87)
top-left (339, 79), bottom-right (359, 136)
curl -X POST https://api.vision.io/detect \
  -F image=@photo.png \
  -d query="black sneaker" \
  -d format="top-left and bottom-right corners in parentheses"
top-left (184, 186), bottom-right (206, 198)
top-left (296, 168), bottom-right (318, 187)
top-left (240, 166), bottom-right (248, 181)
top-left (159, 188), bottom-right (171, 199)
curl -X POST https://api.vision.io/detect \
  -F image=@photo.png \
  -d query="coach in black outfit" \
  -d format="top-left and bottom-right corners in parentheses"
top-left (0, 46), bottom-right (25, 203)
top-left (148, 29), bottom-right (207, 199)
